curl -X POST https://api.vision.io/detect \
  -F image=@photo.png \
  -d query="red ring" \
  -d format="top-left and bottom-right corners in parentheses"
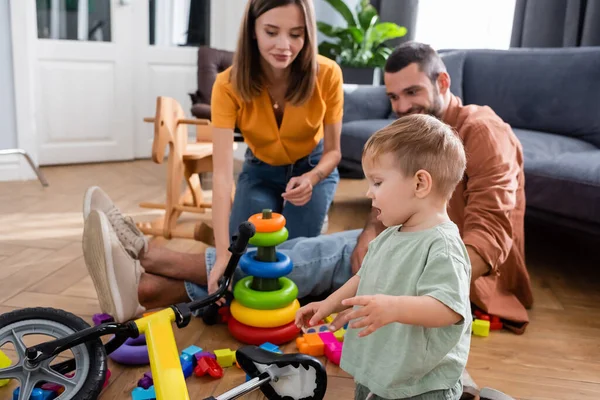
top-left (228, 317), bottom-right (300, 345)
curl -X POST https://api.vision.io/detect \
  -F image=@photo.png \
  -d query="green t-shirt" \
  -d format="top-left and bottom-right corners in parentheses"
top-left (339, 222), bottom-right (472, 399)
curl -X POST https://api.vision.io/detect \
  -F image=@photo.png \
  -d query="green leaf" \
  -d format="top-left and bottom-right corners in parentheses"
top-left (322, 0), bottom-right (357, 27)
top-left (318, 41), bottom-right (342, 61)
top-left (357, 4), bottom-right (378, 31)
top-left (370, 23), bottom-right (407, 46)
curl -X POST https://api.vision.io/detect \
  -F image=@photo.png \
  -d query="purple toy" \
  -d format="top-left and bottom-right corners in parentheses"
top-left (93, 313), bottom-right (149, 365)
top-left (137, 372), bottom-right (153, 389)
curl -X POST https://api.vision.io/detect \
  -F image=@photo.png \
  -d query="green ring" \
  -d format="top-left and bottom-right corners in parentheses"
top-left (248, 227), bottom-right (289, 247)
top-left (234, 276), bottom-right (298, 310)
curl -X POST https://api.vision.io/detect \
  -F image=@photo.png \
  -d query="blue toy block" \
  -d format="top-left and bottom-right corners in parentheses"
top-left (13, 388), bottom-right (57, 400)
top-left (180, 357), bottom-right (194, 379)
top-left (132, 385), bottom-right (156, 400)
top-left (181, 345), bottom-right (203, 358)
top-left (180, 353), bottom-right (194, 365)
top-left (259, 342), bottom-right (282, 354)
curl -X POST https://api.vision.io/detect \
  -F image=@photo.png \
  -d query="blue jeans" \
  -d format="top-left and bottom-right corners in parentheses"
top-left (229, 140), bottom-right (339, 240)
top-left (184, 229), bottom-right (360, 303)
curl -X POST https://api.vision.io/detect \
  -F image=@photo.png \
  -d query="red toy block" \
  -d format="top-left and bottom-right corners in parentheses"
top-left (194, 356), bottom-right (224, 378)
top-left (490, 316), bottom-right (503, 330)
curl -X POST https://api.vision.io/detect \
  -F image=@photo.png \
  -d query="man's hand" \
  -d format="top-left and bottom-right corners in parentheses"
top-left (330, 295), bottom-right (398, 337)
top-left (350, 229), bottom-right (375, 275)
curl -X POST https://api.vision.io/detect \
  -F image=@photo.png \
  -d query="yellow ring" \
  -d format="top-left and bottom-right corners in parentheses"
top-left (229, 299), bottom-right (300, 328)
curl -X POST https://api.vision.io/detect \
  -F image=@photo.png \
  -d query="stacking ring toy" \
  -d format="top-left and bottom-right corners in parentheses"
top-left (108, 335), bottom-right (149, 365)
top-left (248, 227), bottom-right (289, 247)
top-left (228, 317), bottom-right (301, 345)
top-left (249, 213), bottom-right (286, 233)
top-left (230, 299), bottom-right (300, 328)
top-left (239, 250), bottom-right (292, 278)
top-left (234, 276), bottom-right (298, 310)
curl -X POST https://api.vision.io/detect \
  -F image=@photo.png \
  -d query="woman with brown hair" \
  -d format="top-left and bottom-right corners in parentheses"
top-left (207, 0), bottom-right (344, 297)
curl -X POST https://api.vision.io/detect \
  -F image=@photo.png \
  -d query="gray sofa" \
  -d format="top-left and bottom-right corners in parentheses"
top-left (339, 47), bottom-right (600, 236)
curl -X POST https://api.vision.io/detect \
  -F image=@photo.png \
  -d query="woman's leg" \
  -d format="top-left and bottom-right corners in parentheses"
top-left (229, 157), bottom-right (285, 236)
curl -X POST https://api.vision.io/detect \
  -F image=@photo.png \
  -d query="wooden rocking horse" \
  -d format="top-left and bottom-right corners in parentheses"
top-left (137, 96), bottom-right (235, 244)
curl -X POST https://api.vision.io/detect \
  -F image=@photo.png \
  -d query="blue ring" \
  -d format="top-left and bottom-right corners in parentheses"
top-left (239, 251), bottom-right (293, 278)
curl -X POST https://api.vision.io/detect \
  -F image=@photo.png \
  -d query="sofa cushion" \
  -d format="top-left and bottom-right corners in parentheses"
top-left (514, 128), bottom-right (600, 225)
top-left (439, 50), bottom-right (466, 101)
top-left (460, 48), bottom-right (600, 148)
top-left (341, 119), bottom-right (394, 164)
top-left (342, 84), bottom-right (391, 123)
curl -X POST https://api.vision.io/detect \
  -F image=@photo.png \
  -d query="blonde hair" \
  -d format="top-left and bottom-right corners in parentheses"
top-left (231, 0), bottom-right (318, 105)
top-left (363, 114), bottom-right (466, 200)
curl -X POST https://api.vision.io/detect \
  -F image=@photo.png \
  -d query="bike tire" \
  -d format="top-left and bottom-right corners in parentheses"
top-left (0, 307), bottom-right (107, 400)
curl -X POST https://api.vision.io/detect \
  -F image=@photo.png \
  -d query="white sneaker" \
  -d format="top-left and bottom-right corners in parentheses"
top-left (83, 209), bottom-right (146, 323)
top-left (83, 186), bottom-right (148, 259)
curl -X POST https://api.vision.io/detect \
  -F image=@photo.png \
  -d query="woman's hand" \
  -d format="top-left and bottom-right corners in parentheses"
top-left (282, 174), bottom-right (314, 206)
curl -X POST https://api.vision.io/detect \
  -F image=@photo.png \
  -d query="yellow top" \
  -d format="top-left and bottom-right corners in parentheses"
top-left (210, 55), bottom-right (344, 165)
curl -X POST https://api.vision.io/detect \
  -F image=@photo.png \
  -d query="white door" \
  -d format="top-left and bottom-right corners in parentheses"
top-left (130, 0), bottom-right (201, 158)
top-left (32, 0), bottom-right (135, 165)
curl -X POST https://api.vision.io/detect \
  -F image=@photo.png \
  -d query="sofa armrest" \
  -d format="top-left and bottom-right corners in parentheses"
top-left (343, 84), bottom-right (392, 122)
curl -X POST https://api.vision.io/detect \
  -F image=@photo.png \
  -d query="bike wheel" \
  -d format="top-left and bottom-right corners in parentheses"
top-left (0, 307), bottom-right (107, 400)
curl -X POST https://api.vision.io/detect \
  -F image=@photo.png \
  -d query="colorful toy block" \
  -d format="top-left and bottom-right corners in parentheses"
top-left (214, 348), bottom-right (236, 367)
top-left (259, 342), bottom-right (283, 354)
top-left (180, 357), bottom-right (194, 378)
top-left (490, 316), bottom-right (503, 330)
top-left (12, 388), bottom-right (57, 400)
top-left (319, 332), bottom-right (342, 365)
top-left (0, 349), bottom-right (11, 387)
top-left (182, 345), bottom-right (203, 359)
top-left (40, 383), bottom-right (65, 396)
top-left (472, 319), bottom-right (490, 337)
top-left (195, 351), bottom-right (216, 361)
top-left (333, 327), bottom-right (346, 342)
top-left (131, 385), bottom-right (156, 400)
top-left (137, 372), bottom-right (153, 389)
top-left (194, 356), bottom-right (224, 378)
top-left (296, 332), bottom-right (325, 356)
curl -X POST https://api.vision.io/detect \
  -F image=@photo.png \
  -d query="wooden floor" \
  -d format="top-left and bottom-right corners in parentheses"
top-left (0, 160), bottom-right (599, 400)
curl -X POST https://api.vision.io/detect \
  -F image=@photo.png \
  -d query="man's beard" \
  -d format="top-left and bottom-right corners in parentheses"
top-left (396, 89), bottom-right (444, 119)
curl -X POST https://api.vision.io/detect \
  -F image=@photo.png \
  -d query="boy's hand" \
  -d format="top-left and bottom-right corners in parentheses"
top-left (295, 301), bottom-right (333, 328)
top-left (333, 295), bottom-right (398, 337)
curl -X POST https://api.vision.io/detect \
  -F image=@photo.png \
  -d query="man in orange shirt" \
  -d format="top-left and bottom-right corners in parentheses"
top-left (81, 42), bottom-right (533, 335)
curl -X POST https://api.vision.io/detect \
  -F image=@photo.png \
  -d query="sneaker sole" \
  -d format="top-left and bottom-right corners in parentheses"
top-left (83, 211), bottom-right (125, 322)
top-left (82, 186), bottom-right (101, 220)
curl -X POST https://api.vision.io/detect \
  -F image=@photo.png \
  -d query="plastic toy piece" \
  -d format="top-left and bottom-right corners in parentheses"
top-left (228, 317), bottom-right (300, 345)
top-left (230, 298), bottom-right (300, 328)
top-left (131, 385), bottom-right (156, 400)
top-left (238, 250), bottom-right (293, 278)
top-left (248, 227), bottom-right (289, 247)
top-left (93, 313), bottom-right (150, 365)
top-left (12, 388), bottom-right (58, 400)
top-left (233, 276), bottom-right (298, 310)
top-left (296, 333), bottom-right (325, 357)
top-left (248, 212), bottom-right (286, 233)
top-left (138, 371), bottom-right (153, 389)
top-left (334, 327), bottom-right (346, 342)
top-left (181, 357), bottom-right (194, 378)
top-left (0, 349), bottom-right (11, 387)
top-left (194, 356), bottom-right (224, 378)
top-left (302, 320), bottom-right (330, 334)
top-left (92, 313), bottom-right (114, 326)
top-left (259, 342), bottom-right (283, 354)
top-left (103, 368), bottom-right (112, 388)
top-left (195, 351), bottom-right (216, 361)
top-left (40, 383), bottom-right (65, 395)
top-left (214, 348), bottom-right (236, 367)
top-left (182, 345), bottom-right (203, 359)
top-left (472, 319), bottom-right (490, 337)
top-left (490, 316), bottom-right (503, 330)
top-left (319, 332), bottom-right (342, 365)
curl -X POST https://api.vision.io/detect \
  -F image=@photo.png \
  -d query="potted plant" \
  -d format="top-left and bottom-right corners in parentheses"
top-left (317, 0), bottom-right (407, 84)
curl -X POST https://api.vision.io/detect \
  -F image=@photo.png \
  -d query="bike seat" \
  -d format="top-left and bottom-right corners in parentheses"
top-left (236, 346), bottom-right (327, 400)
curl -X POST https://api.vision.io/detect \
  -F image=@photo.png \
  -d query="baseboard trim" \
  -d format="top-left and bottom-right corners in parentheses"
top-left (0, 155), bottom-right (37, 183)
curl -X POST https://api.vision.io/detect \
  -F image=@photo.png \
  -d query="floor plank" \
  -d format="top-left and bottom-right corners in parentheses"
top-left (0, 160), bottom-right (599, 400)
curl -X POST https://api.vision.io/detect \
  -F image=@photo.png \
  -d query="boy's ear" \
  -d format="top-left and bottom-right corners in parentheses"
top-left (414, 170), bottom-right (432, 198)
